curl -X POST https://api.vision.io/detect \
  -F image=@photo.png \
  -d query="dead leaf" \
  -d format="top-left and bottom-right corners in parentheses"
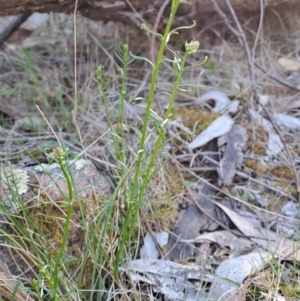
top-left (215, 203), bottom-right (300, 260)
top-left (218, 125), bottom-right (248, 186)
top-left (166, 183), bottom-right (219, 260)
top-left (266, 133), bottom-right (284, 157)
top-left (208, 247), bottom-right (269, 301)
top-left (119, 259), bottom-right (213, 301)
top-left (186, 230), bottom-right (256, 253)
top-left (278, 57), bottom-right (300, 71)
top-left (188, 114), bottom-right (234, 150)
top-left (275, 113), bottom-right (300, 130)
top-left (140, 231), bottom-right (168, 260)
top-left (195, 90), bottom-right (239, 114)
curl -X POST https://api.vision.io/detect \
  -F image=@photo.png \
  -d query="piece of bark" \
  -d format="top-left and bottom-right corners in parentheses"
top-left (217, 125), bottom-right (248, 186)
top-left (166, 183), bottom-right (219, 261)
top-left (0, 14), bottom-right (30, 46)
top-left (0, 0), bottom-right (298, 22)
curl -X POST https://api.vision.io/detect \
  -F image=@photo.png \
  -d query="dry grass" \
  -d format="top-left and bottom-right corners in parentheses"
top-left (1, 4), bottom-right (300, 300)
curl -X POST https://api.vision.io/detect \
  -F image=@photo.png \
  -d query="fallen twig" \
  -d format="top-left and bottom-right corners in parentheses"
top-left (150, 0), bottom-right (170, 64)
top-left (0, 14), bottom-right (30, 46)
top-left (210, 0), bottom-right (300, 198)
top-left (254, 62), bottom-right (300, 92)
top-left (180, 160), bottom-right (297, 202)
top-left (172, 156), bottom-right (256, 238)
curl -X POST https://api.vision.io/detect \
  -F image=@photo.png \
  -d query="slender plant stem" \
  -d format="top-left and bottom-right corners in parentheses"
top-left (115, 0), bottom-right (187, 268)
top-left (52, 157), bottom-right (73, 292)
top-left (117, 45), bottom-right (129, 168)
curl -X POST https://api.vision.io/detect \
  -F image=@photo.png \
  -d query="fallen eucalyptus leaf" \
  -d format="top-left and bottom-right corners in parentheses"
top-left (208, 248), bottom-right (269, 301)
top-left (195, 90), bottom-right (239, 114)
top-left (140, 231), bottom-right (168, 259)
top-left (185, 230), bottom-right (255, 252)
top-left (119, 259), bottom-right (213, 301)
top-left (266, 133), bottom-right (284, 157)
top-left (275, 113), bottom-right (300, 130)
top-left (188, 114), bottom-right (234, 150)
top-left (215, 203), bottom-right (300, 260)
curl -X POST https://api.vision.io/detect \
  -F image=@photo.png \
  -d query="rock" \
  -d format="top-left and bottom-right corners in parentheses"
top-left (0, 158), bottom-right (112, 284)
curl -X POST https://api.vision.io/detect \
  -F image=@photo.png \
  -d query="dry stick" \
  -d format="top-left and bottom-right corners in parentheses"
top-left (36, 106), bottom-right (61, 148)
top-left (235, 170), bottom-right (297, 201)
top-left (73, 0), bottom-right (79, 117)
top-left (188, 169), bottom-right (300, 224)
top-left (150, 0), bottom-right (170, 64)
top-left (125, 0), bottom-right (148, 25)
top-left (216, 0), bottom-right (261, 103)
top-left (149, 0), bottom-right (170, 115)
top-left (210, 0), bottom-right (300, 197)
top-left (71, 0), bottom-right (99, 199)
top-left (252, 0), bottom-right (264, 66)
top-left (199, 152), bottom-right (295, 197)
top-left (224, 0), bottom-right (259, 100)
top-left (71, 0), bottom-right (99, 200)
top-left (140, 210), bottom-right (165, 258)
top-left (172, 156), bottom-right (260, 240)
top-left (209, 0), bottom-right (241, 43)
top-left (0, 14), bottom-right (31, 46)
top-left (181, 162), bottom-right (297, 202)
top-left (254, 62), bottom-right (300, 92)
top-left (175, 158), bottom-right (282, 242)
top-left (72, 1), bottom-right (98, 198)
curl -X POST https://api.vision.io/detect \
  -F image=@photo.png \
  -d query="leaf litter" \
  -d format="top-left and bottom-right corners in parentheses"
top-left (2, 11), bottom-right (300, 301)
top-left (122, 86), bottom-right (300, 300)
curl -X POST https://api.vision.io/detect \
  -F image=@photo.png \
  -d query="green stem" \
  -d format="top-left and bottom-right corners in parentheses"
top-left (130, 0), bottom-right (182, 208)
top-left (52, 159), bottom-right (73, 292)
top-left (117, 45), bottom-right (129, 167)
top-left (115, 0), bottom-right (183, 268)
top-left (127, 53), bottom-right (189, 236)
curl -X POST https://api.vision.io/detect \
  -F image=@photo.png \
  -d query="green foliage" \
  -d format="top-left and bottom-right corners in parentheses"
top-left (96, 0), bottom-right (205, 280)
top-left (0, 0), bottom-right (204, 299)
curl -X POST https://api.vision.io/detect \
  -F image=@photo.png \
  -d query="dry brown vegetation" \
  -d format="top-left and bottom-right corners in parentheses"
top-left (1, 1), bottom-right (300, 300)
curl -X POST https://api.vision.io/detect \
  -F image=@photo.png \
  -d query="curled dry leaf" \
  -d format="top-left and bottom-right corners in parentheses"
top-left (248, 108), bottom-right (272, 131)
top-left (248, 109), bottom-right (284, 156)
top-left (195, 90), bottom-right (239, 114)
top-left (188, 114), bottom-right (234, 150)
top-left (215, 203), bottom-right (300, 260)
top-left (185, 230), bottom-right (256, 253)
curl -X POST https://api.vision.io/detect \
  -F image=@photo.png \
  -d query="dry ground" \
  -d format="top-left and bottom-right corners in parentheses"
top-left (1, 6), bottom-right (300, 301)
